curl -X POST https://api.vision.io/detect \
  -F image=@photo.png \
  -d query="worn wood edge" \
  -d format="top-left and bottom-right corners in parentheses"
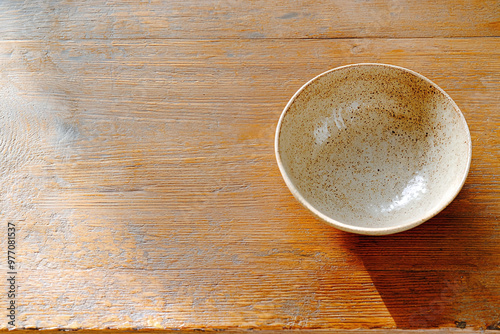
top-left (1, 0), bottom-right (499, 40)
top-left (1, 329), bottom-right (498, 333)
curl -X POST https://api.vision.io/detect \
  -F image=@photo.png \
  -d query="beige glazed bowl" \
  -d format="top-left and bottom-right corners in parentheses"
top-left (275, 64), bottom-right (471, 235)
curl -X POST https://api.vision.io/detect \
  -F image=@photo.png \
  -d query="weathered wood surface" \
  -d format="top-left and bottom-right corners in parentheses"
top-left (0, 0), bottom-right (499, 39)
top-left (8, 331), bottom-right (500, 334)
top-left (0, 1), bottom-right (499, 332)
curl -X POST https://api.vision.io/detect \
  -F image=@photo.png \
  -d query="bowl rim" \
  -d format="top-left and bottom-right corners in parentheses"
top-left (275, 63), bottom-right (472, 235)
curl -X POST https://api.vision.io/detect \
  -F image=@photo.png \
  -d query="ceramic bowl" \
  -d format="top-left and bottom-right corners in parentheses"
top-left (275, 64), bottom-right (471, 235)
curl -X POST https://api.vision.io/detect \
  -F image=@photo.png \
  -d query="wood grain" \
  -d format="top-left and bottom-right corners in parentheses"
top-left (0, 1), bottom-right (499, 332)
top-left (8, 330), bottom-right (500, 334)
top-left (0, 0), bottom-right (499, 40)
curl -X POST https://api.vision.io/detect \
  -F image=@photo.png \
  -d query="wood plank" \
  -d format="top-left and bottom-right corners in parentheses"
top-left (12, 269), bottom-right (500, 329)
top-left (0, 37), bottom-right (499, 330)
top-left (0, 0), bottom-right (499, 40)
top-left (9, 330), bottom-right (500, 334)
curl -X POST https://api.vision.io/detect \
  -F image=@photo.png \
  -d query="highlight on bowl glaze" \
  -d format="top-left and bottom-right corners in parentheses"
top-left (275, 63), bottom-right (471, 235)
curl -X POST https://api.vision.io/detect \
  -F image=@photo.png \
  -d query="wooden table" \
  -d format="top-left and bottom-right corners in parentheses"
top-left (1, 1), bottom-right (499, 332)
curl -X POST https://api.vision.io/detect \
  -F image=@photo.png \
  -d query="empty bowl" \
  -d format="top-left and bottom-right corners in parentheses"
top-left (275, 63), bottom-right (471, 235)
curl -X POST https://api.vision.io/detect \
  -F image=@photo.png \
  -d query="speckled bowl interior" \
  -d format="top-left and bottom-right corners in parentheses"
top-left (276, 64), bottom-right (471, 235)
